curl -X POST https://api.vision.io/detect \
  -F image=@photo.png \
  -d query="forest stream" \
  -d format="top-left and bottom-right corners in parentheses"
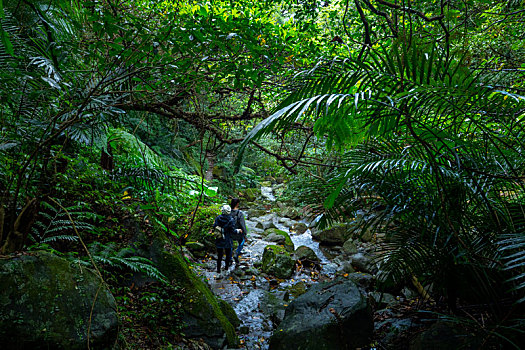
top-left (193, 186), bottom-right (357, 349)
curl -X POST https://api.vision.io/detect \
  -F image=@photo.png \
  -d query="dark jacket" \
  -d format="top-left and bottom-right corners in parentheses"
top-left (213, 214), bottom-right (234, 249)
top-left (231, 209), bottom-right (247, 238)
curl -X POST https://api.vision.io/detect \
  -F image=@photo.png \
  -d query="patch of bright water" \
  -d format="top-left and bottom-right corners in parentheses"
top-left (260, 186), bottom-right (275, 201)
top-left (234, 290), bottom-right (273, 349)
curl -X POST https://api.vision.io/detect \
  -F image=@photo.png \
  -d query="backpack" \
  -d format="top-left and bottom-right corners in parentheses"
top-left (230, 210), bottom-right (244, 240)
top-left (214, 215), bottom-right (235, 240)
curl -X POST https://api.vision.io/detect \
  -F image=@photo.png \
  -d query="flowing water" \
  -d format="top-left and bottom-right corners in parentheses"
top-left (194, 186), bottom-right (338, 349)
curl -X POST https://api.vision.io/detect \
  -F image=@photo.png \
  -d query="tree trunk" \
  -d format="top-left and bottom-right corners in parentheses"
top-left (204, 151), bottom-right (215, 181)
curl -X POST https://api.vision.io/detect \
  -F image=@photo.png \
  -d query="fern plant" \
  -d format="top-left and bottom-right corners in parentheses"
top-left (76, 242), bottom-right (168, 284)
top-left (29, 199), bottom-right (94, 245)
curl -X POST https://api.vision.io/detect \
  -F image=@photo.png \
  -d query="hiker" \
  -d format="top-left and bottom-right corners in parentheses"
top-left (211, 204), bottom-right (237, 275)
top-left (230, 198), bottom-right (247, 265)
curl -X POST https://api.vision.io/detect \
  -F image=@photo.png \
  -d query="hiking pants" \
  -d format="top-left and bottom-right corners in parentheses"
top-left (217, 247), bottom-right (232, 272)
top-left (235, 237), bottom-right (245, 258)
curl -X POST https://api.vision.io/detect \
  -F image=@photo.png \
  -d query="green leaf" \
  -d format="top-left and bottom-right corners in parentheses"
top-left (0, 26), bottom-right (13, 56)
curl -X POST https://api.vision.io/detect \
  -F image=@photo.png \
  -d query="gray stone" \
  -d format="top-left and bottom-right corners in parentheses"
top-left (0, 251), bottom-right (118, 350)
top-left (347, 272), bottom-right (375, 289)
top-left (265, 233), bottom-right (286, 244)
top-left (312, 224), bottom-right (352, 245)
top-left (342, 238), bottom-right (358, 254)
top-left (269, 278), bottom-right (373, 350)
top-left (340, 261), bottom-right (355, 274)
top-left (291, 222), bottom-right (308, 234)
top-left (294, 246), bottom-right (320, 265)
top-left (351, 252), bottom-right (378, 274)
top-left (263, 228), bottom-right (294, 252)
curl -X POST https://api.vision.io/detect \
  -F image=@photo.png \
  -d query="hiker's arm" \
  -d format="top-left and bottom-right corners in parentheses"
top-left (239, 212), bottom-right (247, 235)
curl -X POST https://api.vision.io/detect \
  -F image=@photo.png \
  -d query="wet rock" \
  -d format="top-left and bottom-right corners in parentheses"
top-left (265, 233), bottom-right (287, 244)
top-left (248, 208), bottom-right (267, 218)
top-left (351, 252), bottom-right (378, 274)
top-left (269, 278), bottom-right (373, 350)
top-left (294, 245), bottom-right (320, 266)
top-left (260, 291), bottom-right (289, 326)
top-left (291, 222), bottom-right (308, 234)
top-left (340, 261), bottom-right (355, 274)
top-left (261, 186), bottom-right (275, 201)
top-left (281, 207), bottom-right (301, 220)
top-left (263, 228), bottom-right (294, 252)
top-left (0, 251), bottom-right (118, 350)
top-left (312, 223), bottom-right (352, 245)
top-left (254, 213), bottom-right (278, 230)
top-left (262, 245), bottom-right (295, 279)
top-left (342, 238), bottom-right (358, 255)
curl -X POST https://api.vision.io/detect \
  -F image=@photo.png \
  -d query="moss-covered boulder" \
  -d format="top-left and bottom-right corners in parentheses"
top-left (264, 228), bottom-right (294, 252)
top-left (218, 299), bottom-right (241, 328)
top-left (242, 188), bottom-right (261, 202)
top-left (157, 250), bottom-right (238, 348)
top-left (262, 245), bottom-right (295, 279)
top-left (0, 251), bottom-right (118, 349)
top-left (342, 238), bottom-right (358, 254)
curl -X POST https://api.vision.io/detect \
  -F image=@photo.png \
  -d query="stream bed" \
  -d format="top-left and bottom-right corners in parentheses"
top-left (192, 187), bottom-right (345, 349)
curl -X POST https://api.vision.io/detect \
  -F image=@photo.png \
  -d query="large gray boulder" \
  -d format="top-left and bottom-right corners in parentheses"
top-left (311, 224), bottom-right (352, 245)
top-left (269, 278), bottom-right (373, 350)
top-left (0, 251), bottom-right (118, 350)
top-left (294, 245), bottom-right (320, 266)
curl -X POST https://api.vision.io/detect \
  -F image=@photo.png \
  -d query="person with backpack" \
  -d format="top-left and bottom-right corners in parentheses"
top-left (211, 204), bottom-right (240, 276)
top-left (230, 198), bottom-right (247, 265)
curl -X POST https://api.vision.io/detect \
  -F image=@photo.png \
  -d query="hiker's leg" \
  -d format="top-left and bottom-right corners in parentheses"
top-left (217, 248), bottom-right (224, 273)
top-left (234, 238), bottom-right (243, 264)
top-left (236, 237), bottom-right (245, 257)
top-left (225, 248), bottom-right (232, 269)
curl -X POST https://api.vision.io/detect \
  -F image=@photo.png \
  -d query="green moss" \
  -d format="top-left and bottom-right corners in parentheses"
top-left (262, 245), bottom-right (295, 279)
top-left (0, 252), bottom-right (118, 349)
top-left (156, 249), bottom-right (239, 347)
top-left (264, 228), bottom-right (294, 252)
top-left (287, 281), bottom-right (307, 298)
top-left (218, 299), bottom-right (240, 328)
top-left (242, 188), bottom-right (260, 202)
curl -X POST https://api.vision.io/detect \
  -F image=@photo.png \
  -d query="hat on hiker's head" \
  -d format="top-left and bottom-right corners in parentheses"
top-left (221, 204), bottom-right (231, 215)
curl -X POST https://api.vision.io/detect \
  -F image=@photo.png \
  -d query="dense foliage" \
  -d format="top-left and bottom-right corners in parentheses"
top-left (1, 0), bottom-right (524, 348)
